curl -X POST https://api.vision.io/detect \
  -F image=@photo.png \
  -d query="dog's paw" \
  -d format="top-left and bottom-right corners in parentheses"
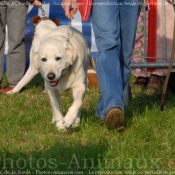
top-left (52, 117), bottom-right (57, 123)
top-left (64, 117), bottom-right (76, 128)
top-left (7, 88), bottom-right (20, 94)
top-left (71, 123), bottom-right (80, 128)
top-left (7, 90), bottom-right (15, 94)
top-left (56, 121), bottom-right (66, 130)
top-left (71, 117), bottom-right (80, 128)
top-left (57, 126), bottom-right (66, 131)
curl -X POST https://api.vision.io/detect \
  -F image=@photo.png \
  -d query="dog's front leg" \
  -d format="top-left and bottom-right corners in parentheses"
top-left (45, 84), bottom-right (65, 130)
top-left (64, 84), bottom-right (86, 128)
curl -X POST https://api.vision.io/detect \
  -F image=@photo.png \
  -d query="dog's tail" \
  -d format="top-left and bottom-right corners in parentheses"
top-left (87, 55), bottom-right (99, 88)
top-left (89, 55), bottom-right (96, 69)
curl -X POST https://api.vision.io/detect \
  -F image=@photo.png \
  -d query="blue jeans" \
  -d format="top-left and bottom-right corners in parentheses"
top-left (92, 0), bottom-right (143, 120)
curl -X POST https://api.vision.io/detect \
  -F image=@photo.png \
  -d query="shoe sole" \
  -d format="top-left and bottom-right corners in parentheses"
top-left (0, 87), bottom-right (13, 93)
top-left (105, 108), bottom-right (125, 132)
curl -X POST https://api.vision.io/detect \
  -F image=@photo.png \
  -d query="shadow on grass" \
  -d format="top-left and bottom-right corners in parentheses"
top-left (1, 72), bottom-right (44, 91)
top-left (124, 86), bottom-right (175, 129)
top-left (24, 74), bottom-right (45, 90)
top-left (0, 138), bottom-right (108, 172)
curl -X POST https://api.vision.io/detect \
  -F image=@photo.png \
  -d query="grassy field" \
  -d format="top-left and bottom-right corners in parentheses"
top-left (1, 74), bottom-right (175, 175)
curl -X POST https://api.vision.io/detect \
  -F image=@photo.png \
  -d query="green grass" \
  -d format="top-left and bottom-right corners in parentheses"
top-left (1, 74), bottom-right (175, 174)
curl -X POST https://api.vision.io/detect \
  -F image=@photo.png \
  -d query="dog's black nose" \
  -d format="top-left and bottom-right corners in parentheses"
top-left (47, 73), bottom-right (55, 80)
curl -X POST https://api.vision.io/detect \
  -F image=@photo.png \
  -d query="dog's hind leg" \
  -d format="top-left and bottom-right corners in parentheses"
top-left (64, 83), bottom-right (86, 128)
top-left (8, 51), bottom-right (39, 94)
top-left (7, 67), bottom-right (39, 94)
top-left (45, 84), bottom-right (65, 130)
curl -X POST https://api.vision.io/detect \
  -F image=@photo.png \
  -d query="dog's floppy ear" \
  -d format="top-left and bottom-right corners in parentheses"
top-left (69, 47), bottom-right (77, 65)
top-left (30, 16), bottom-right (41, 24)
top-left (64, 44), bottom-right (77, 65)
top-left (33, 46), bottom-right (40, 69)
top-left (51, 19), bottom-right (60, 26)
top-left (34, 45), bottom-right (40, 53)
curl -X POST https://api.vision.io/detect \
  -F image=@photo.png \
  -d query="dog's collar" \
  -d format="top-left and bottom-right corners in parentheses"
top-left (66, 26), bottom-right (73, 45)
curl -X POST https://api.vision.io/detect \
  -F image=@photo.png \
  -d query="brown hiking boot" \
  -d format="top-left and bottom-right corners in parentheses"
top-left (105, 107), bottom-right (125, 132)
top-left (147, 74), bottom-right (164, 94)
top-left (131, 77), bottom-right (149, 97)
top-left (132, 77), bottom-right (149, 87)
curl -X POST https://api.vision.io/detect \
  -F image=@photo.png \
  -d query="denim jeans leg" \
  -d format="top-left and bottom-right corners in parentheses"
top-left (92, 0), bottom-right (123, 120)
top-left (92, 0), bottom-right (143, 120)
top-left (120, 0), bottom-right (143, 94)
top-left (123, 82), bottom-right (132, 106)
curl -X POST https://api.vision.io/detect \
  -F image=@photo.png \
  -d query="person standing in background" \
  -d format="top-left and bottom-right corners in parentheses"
top-left (0, 0), bottom-right (41, 93)
top-left (62, 0), bottom-right (143, 131)
top-left (132, 15), bottom-right (164, 96)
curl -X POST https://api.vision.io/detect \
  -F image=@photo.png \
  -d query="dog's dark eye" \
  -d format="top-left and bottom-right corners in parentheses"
top-left (41, 58), bottom-right (47, 62)
top-left (55, 57), bottom-right (61, 61)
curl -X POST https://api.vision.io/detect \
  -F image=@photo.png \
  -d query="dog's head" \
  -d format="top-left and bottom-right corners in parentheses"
top-left (38, 36), bottom-right (77, 87)
top-left (30, 15), bottom-right (60, 26)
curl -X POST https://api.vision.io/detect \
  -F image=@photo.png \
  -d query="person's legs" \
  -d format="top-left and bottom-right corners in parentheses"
top-left (0, 3), bottom-right (6, 86)
top-left (92, 0), bottom-right (142, 127)
top-left (6, 1), bottom-right (28, 87)
top-left (119, 0), bottom-right (143, 94)
top-left (92, 0), bottom-right (123, 120)
top-left (123, 82), bottom-right (132, 106)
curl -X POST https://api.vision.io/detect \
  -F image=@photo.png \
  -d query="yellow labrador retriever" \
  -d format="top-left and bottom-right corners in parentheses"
top-left (37, 26), bottom-right (90, 130)
top-left (9, 16), bottom-right (90, 130)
